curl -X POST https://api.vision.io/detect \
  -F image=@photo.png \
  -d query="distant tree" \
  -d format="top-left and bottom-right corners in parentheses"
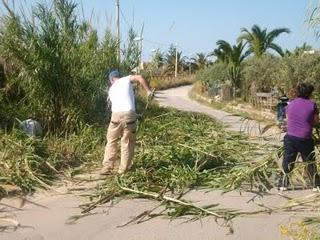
top-left (213, 40), bottom-right (248, 97)
top-left (121, 27), bottom-right (140, 73)
top-left (145, 49), bottom-right (165, 76)
top-left (212, 41), bottom-right (233, 64)
top-left (151, 49), bottom-right (165, 69)
top-left (238, 24), bottom-right (290, 57)
top-left (191, 53), bottom-right (211, 70)
top-left (165, 44), bottom-right (185, 75)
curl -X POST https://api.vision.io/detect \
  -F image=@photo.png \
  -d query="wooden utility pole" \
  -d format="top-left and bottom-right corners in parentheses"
top-left (116, 0), bottom-right (120, 63)
top-left (174, 45), bottom-right (178, 78)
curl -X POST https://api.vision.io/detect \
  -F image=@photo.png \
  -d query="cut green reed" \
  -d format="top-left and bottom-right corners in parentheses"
top-left (0, 125), bottom-right (104, 194)
top-left (82, 104), bottom-right (281, 218)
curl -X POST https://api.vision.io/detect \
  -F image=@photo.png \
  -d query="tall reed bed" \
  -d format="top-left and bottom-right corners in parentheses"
top-left (0, 0), bottom-right (139, 133)
top-left (0, 0), bottom-right (139, 195)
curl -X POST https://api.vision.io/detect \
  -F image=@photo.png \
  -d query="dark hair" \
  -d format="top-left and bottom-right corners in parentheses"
top-left (297, 83), bottom-right (314, 99)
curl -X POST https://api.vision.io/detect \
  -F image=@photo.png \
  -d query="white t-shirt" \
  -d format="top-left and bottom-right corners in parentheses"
top-left (108, 76), bottom-right (135, 112)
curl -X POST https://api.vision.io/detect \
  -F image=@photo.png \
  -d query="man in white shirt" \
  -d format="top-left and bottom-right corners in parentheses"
top-left (100, 70), bottom-right (153, 175)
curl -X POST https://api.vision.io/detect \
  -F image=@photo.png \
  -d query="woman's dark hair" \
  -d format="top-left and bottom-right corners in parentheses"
top-left (297, 83), bottom-right (314, 99)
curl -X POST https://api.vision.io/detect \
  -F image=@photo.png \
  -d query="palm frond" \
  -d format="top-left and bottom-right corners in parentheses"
top-left (268, 43), bottom-right (285, 57)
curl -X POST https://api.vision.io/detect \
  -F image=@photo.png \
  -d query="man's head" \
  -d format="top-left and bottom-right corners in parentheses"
top-left (107, 70), bottom-right (121, 84)
top-left (297, 83), bottom-right (314, 99)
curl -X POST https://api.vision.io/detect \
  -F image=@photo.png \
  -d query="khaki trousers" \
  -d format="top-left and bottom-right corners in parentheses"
top-left (103, 111), bottom-right (137, 173)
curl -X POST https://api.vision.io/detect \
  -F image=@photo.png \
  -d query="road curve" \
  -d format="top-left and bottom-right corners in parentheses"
top-left (155, 85), bottom-right (282, 141)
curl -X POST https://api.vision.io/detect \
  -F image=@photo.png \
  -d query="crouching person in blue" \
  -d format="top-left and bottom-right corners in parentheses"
top-left (276, 95), bottom-right (289, 131)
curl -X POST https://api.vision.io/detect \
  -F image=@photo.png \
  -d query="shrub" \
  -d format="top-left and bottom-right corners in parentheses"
top-left (195, 63), bottom-right (229, 91)
top-left (278, 53), bottom-right (320, 92)
top-left (242, 55), bottom-right (282, 93)
top-left (195, 53), bottom-right (320, 102)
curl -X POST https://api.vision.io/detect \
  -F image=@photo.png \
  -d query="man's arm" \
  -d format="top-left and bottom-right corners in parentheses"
top-left (129, 75), bottom-right (152, 95)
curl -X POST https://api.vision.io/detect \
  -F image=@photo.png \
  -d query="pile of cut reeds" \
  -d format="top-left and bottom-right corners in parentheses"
top-left (82, 104), bottom-right (282, 224)
top-left (0, 125), bottom-right (104, 193)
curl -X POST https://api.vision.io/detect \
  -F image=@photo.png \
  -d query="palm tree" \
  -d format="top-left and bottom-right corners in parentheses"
top-left (212, 40), bottom-right (248, 98)
top-left (151, 49), bottom-right (165, 68)
top-left (165, 44), bottom-right (185, 75)
top-left (191, 53), bottom-right (211, 70)
top-left (147, 49), bottom-right (165, 75)
top-left (238, 24), bottom-right (290, 57)
top-left (212, 40), bottom-right (233, 64)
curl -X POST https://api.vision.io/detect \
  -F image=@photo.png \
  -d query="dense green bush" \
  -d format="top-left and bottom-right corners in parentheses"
top-left (195, 53), bottom-right (320, 101)
top-left (279, 53), bottom-right (320, 92)
top-left (242, 55), bottom-right (281, 93)
top-left (243, 53), bottom-right (320, 95)
top-left (240, 55), bottom-right (282, 101)
top-left (195, 63), bottom-right (229, 91)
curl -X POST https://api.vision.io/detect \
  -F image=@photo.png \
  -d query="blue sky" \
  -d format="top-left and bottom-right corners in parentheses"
top-left (3, 0), bottom-right (319, 60)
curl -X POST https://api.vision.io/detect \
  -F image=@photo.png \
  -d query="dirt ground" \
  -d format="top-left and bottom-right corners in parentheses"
top-left (0, 85), bottom-right (316, 240)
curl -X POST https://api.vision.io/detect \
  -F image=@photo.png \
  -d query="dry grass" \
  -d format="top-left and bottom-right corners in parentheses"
top-left (150, 74), bottom-right (195, 90)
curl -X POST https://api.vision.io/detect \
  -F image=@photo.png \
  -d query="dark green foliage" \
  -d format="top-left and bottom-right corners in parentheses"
top-left (242, 55), bottom-right (282, 93)
top-left (121, 27), bottom-right (140, 74)
top-left (238, 24), bottom-right (290, 57)
top-left (0, 0), bottom-right (140, 134)
top-left (195, 52), bottom-right (320, 101)
top-left (190, 53), bottom-right (211, 71)
top-left (211, 40), bottom-right (248, 95)
top-left (279, 53), bottom-right (320, 92)
top-left (165, 44), bottom-right (185, 74)
top-left (195, 62), bottom-right (229, 91)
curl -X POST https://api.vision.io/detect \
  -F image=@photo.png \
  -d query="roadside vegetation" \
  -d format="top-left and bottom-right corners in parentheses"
top-left (0, 0), bottom-right (139, 194)
top-left (192, 22), bottom-right (320, 108)
top-left (194, 45), bottom-right (320, 102)
top-left (1, 0), bottom-right (320, 238)
top-left (0, 126), bottom-right (104, 194)
top-left (0, 0), bottom-right (208, 201)
top-left (0, 0), bottom-right (199, 196)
